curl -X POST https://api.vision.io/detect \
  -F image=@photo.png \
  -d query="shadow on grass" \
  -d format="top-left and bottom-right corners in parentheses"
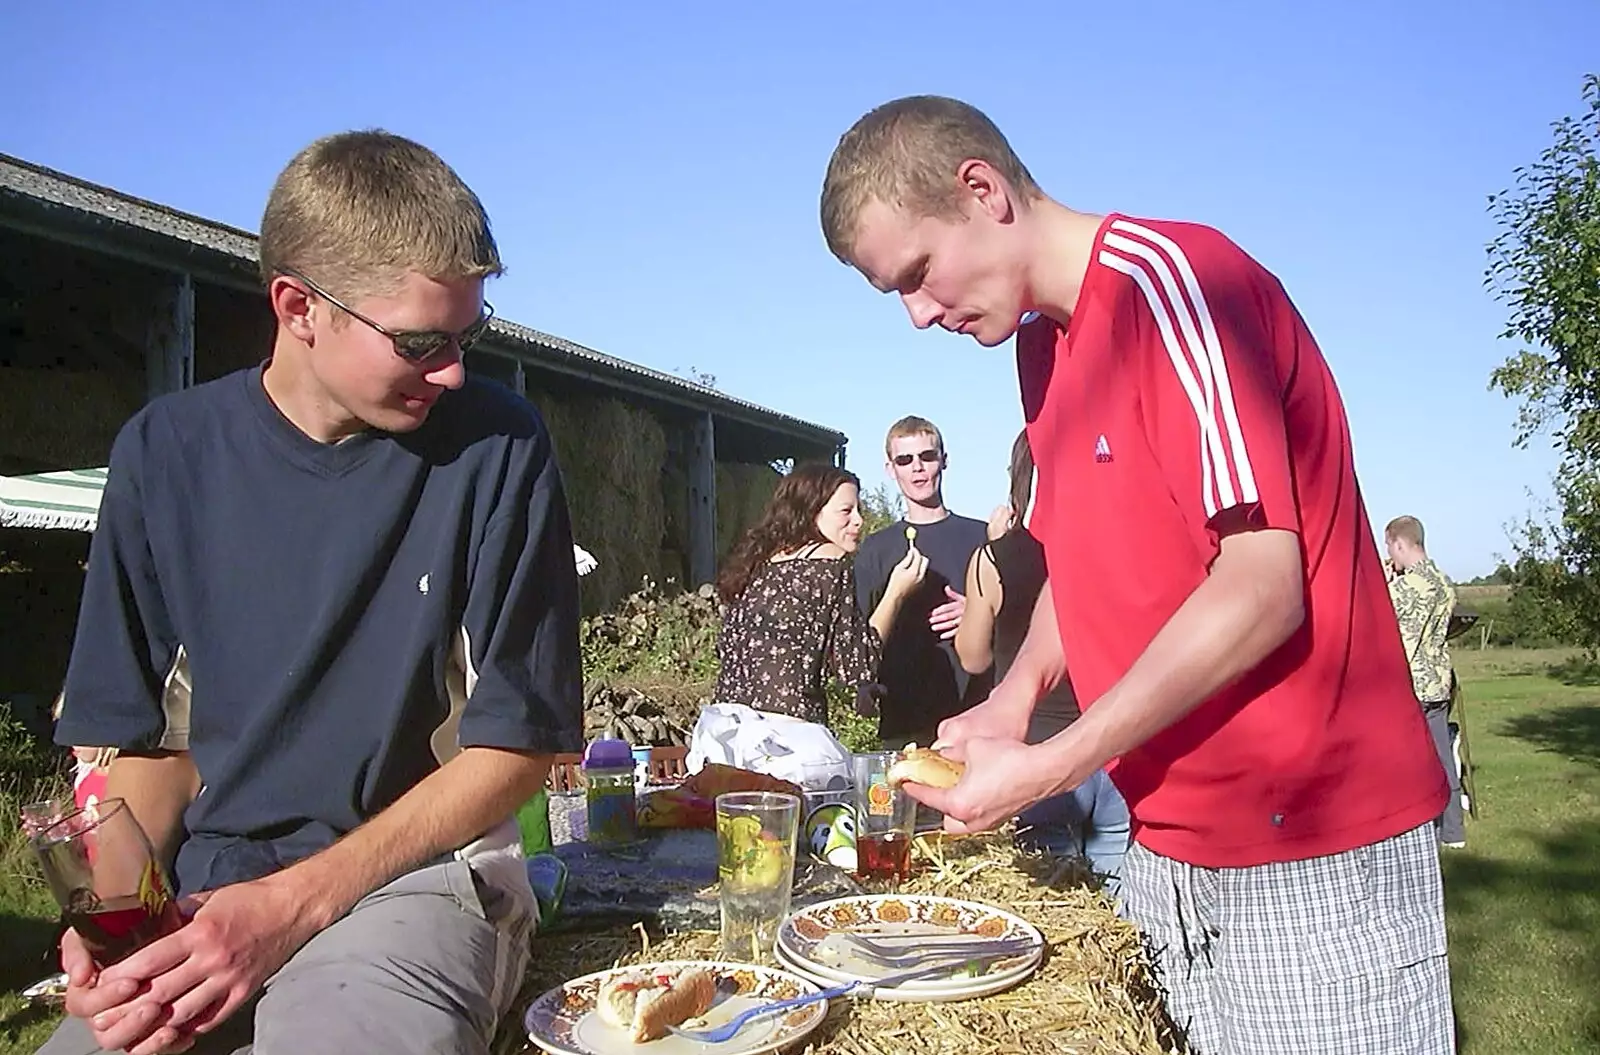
top-left (0, 911), bottom-right (60, 994)
top-left (1443, 817), bottom-right (1600, 1052)
top-left (1500, 701), bottom-right (1600, 769)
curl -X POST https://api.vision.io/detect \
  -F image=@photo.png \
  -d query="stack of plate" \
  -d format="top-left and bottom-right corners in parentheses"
top-left (774, 894), bottom-right (1045, 1003)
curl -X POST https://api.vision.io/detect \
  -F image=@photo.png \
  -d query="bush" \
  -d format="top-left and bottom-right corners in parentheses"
top-left (580, 578), bottom-right (721, 691)
top-left (579, 581), bottom-right (882, 752)
top-left (825, 680), bottom-right (879, 753)
top-left (1, 701), bottom-right (71, 916)
top-left (1459, 584), bottom-right (1586, 649)
top-left (0, 699), bottom-right (68, 800)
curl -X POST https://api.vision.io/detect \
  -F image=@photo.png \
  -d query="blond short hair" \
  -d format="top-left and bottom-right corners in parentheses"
top-left (885, 415), bottom-right (944, 458)
top-left (821, 95), bottom-right (1040, 265)
top-left (1385, 515), bottom-right (1426, 548)
top-left (259, 130), bottom-right (503, 302)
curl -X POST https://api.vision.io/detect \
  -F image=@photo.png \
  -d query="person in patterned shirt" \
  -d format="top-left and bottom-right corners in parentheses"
top-left (686, 464), bottom-right (927, 788)
top-left (1385, 515), bottom-right (1464, 848)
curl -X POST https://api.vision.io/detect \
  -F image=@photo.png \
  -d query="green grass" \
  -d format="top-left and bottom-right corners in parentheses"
top-left (2, 649), bottom-right (1598, 1053)
top-left (0, 784), bottom-right (69, 1054)
top-left (1445, 648), bottom-right (1600, 1053)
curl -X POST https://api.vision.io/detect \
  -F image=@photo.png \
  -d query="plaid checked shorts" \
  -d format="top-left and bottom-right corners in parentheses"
top-left (1122, 823), bottom-right (1454, 1054)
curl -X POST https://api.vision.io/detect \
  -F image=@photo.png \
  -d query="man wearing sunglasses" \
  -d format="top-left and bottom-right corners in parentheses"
top-left (45, 131), bottom-right (582, 1055)
top-left (853, 416), bottom-right (992, 749)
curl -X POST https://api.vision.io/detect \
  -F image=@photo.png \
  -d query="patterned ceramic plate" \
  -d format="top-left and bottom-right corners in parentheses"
top-left (524, 959), bottom-right (827, 1055)
top-left (775, 895), bottom-right (1044, 1002)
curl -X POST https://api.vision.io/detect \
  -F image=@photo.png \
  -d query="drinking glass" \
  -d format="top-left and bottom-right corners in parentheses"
top-left (851, 752), bottom-right (918, 882)
top-left (715, 791), bottom-right (799, 963)
top-left (33, 798), bottom-right (182, 967)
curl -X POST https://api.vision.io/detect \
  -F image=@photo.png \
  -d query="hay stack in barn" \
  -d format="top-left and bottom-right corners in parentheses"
top-left (0, 367), bottom-right (142, 475)
top-left (715, 460), bottom-right (782, 560)
top-left (531, 389), bottom-right (667, 615)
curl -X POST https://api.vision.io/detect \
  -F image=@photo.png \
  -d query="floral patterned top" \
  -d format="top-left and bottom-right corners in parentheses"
top-left (1386, 556), bottom-right (1457, 704)
top-left (714, 555), bottom-right (882, 724)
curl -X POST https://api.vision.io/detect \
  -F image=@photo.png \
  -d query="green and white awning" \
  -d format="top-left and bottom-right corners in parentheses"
top-left (0, 467), bottom-right (108, 532)
top-left (1, 465), bottom-right (598, 577)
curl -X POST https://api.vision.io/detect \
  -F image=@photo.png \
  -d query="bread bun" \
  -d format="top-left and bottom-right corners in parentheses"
top-left (596, 968), bottom-right (718, 1043)
top-left (595, 972), bottom-right (645, 1032)
top-left (887, 747), bottom-right (965, 789)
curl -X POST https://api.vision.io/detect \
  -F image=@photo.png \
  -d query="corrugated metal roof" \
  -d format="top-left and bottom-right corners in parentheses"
top-left (0, 151), bottom-right (845, 448)
top-left (0, 152), bottom-right (259, 263)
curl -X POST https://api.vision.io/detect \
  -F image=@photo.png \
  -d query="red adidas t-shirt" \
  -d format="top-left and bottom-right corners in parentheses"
top-left (1018, 214), bottom-right (1446, 868)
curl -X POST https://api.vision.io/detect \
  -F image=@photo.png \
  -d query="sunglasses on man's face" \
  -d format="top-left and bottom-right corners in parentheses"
top-left (278, 267), bottom-right (495, 365)
top-left (892, 449), bottom-right (942, 467)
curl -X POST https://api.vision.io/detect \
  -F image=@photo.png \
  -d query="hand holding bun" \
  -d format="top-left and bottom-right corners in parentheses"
top-left (886, 746), bottom-right (965, 789)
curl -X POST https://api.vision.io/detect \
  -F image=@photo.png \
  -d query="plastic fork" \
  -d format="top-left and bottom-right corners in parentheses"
top-left (663, 952), bottom-right (1017, 1044)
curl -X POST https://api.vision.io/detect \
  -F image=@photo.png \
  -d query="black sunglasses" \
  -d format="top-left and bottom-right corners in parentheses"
top-left (278, 267), bottom-right (495, 364)
top-left (892, 449), bottom-right (942, 467)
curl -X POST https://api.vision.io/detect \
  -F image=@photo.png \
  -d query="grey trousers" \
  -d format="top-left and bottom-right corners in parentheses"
top-left (1422, 701), bottom-right (1467, 845)
top-left (38, 858), bottom-right (533, 1055)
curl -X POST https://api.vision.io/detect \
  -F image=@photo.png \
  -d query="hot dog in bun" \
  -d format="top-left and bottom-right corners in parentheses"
top-left (596, 968), bottom-right (718, 1043)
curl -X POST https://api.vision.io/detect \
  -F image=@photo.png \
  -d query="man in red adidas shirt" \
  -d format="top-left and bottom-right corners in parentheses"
top-left (820, 96), bottom-right (1453, 1054)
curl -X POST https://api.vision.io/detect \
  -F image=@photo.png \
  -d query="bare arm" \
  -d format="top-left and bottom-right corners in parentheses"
top-left (868, 591), bottom-right (906, 640)
top-left (954, 546), bottom-right (1000, 674)
top-left (81, 746), bottom-right (554, 1054)
top-left (1002, 580), bottom-right (1068, 702)
top-left (1047, 529), bottom-right (1303, 775)
top-left (274, 746), bottom-right (552, 929)
top-left (936, 580), bottom-right (1065, 748)
top-left (104, 753), bottom-right (201, 869)
top-left (917, 529), bottom-right (1305, 832)
top-left (868, 547), bottom-right (927, 639)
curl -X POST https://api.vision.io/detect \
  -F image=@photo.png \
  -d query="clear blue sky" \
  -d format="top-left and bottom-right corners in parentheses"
top-left (2, 0), bottom-right (1592, 578)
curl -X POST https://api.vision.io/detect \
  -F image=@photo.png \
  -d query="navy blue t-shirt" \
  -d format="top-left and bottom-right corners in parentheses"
top-left (56, 365), bottom-right (584, 895)
top-left (854, 514), bottom-right (993, 741)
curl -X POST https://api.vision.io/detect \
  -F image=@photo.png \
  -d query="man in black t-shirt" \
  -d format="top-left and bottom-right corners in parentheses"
top-left (855, 416), bottom-right (993, 747)
top-left (43, 132), bottom-right (582, 1055)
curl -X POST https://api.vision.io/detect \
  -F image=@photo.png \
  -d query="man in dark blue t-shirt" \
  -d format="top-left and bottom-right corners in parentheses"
top-left (854, 416), bottom-right (992, 748)
top-left (43, 132), bottom-right (582, 1055)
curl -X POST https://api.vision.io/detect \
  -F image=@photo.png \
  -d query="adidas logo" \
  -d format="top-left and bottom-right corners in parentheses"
top-left (1094, 435), bottom-right (1113, 463)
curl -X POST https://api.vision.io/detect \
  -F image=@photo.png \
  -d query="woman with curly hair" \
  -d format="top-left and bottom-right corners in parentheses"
top-left (687, 462), bottom-right (926, 787)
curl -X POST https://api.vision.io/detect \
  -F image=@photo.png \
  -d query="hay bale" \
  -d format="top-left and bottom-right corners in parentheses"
top-left (0, 367), bottom-right (142, 475)
top-left (531, 390), bottom-right (667, 615)
top-left (716, 461), bottom-right (781, 560)
top-left (518, 833), bottom-right (1180, 1054)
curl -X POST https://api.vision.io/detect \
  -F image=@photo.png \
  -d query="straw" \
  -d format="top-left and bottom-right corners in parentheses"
top-left (510, 831), bottom-right (1183, 1054)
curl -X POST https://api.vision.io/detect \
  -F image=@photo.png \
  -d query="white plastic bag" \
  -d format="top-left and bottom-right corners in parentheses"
top-left (686, 704), bottom-right (852, 791)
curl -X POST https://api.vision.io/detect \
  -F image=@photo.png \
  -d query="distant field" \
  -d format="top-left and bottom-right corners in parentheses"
top-left (1456, 584), bottom-right (1513, 606)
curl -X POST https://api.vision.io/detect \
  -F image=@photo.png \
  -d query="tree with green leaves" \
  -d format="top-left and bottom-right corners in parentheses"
top-left (858, 480), bottom-right (904, 538)
top-left (1488, 74), bottom-right (1600, 648)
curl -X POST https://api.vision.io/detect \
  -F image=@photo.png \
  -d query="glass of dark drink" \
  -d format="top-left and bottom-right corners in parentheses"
top-left (851, 752), bottom-right (917, 883)
top-left (33, 798), bottom-right (183, 968)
